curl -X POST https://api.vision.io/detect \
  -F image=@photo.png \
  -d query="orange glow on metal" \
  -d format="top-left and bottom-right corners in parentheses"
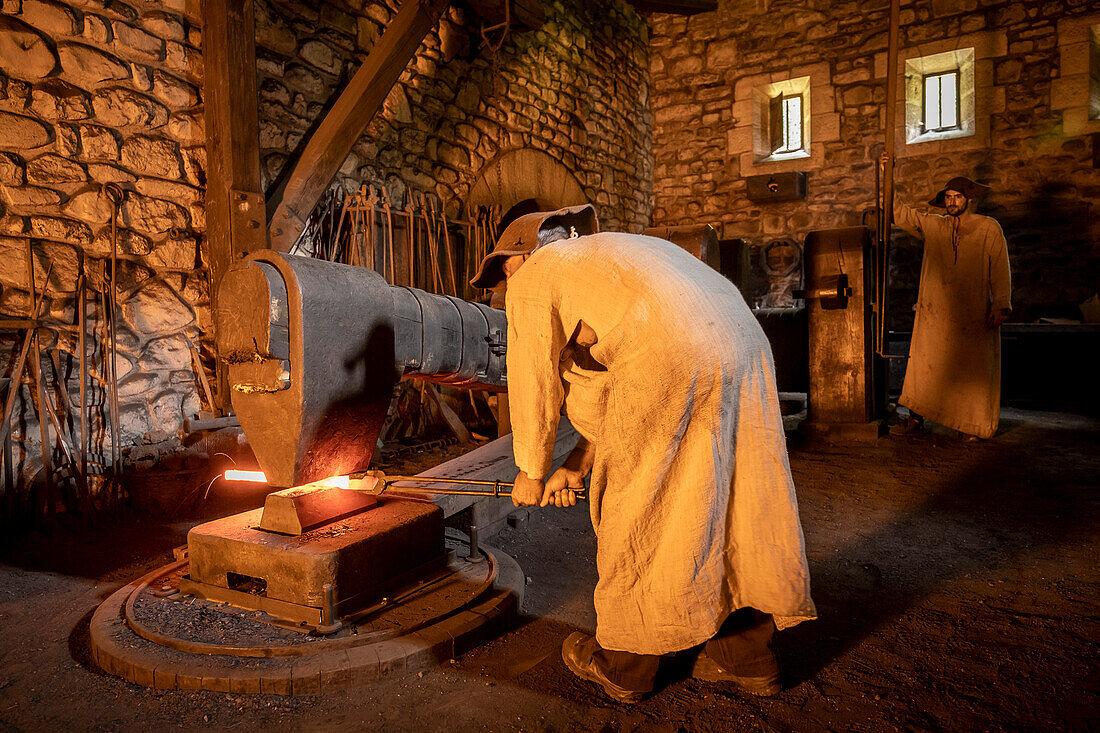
top-left (314, 475), bottom-right (350, 489)
top-left (224, 469), bottom-right (268, 482)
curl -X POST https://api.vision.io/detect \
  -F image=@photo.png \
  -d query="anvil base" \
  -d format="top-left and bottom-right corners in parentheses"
top-left (184, 497), bottom-right (444, 625)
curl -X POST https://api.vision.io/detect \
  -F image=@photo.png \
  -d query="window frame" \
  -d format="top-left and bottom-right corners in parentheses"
top-left (903, 47), bottom-right (976, 145)
top-left (770, 92), bottom-right (805, 155)
top-left (921, 70), bottom-right (961, 133)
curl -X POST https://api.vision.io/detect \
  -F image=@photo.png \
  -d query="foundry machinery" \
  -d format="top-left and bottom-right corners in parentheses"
top-left (214, 250), bottom-right (509, 489)
top-left (176, 250), bottom-right (518, 632)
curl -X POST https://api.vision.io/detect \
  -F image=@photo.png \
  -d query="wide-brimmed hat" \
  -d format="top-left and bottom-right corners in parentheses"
top-left (929, 176), bottom-right (992, 207)
top-left (469, 204), bottom-right (598, 289)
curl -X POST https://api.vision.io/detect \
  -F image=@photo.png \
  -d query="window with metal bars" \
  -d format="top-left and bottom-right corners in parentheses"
top-left (922, 70), bottom-right (960, 132)
top-left (769, 93), bottom-right (804, 155)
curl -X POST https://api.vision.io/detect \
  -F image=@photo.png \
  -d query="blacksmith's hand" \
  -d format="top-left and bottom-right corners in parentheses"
top-left (511, 471), bottom-right (546, 507)
top-left (542, 467), bottom-right (583, 508)
top-left (987, 308), bottom-right (1009, 328)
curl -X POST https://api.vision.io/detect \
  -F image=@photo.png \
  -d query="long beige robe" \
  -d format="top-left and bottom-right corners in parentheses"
top-left (505, 233), bottom-right (816, 656)
top-left (895, 204), bottom-right (1012, 438)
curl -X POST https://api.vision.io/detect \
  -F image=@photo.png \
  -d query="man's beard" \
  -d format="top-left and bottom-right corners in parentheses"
top-left (946, 200), bottom-right (968, 217)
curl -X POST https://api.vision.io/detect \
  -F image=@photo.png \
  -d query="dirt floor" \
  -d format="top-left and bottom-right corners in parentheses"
top-left (0, 407), bottom-right (1097, 731)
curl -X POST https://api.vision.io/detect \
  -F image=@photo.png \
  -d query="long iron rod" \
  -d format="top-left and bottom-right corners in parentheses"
top-left (376, 474), bottom-right (586, 501)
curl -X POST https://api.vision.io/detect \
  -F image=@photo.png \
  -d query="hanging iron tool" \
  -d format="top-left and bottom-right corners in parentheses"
top-left (101, 183), bottom-right (124, 502)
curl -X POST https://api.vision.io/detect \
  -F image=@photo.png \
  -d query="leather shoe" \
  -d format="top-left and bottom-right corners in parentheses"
top-left (561, 632), bottom-right (645, 704)
top-left (691, 651), bottom-right (782, 696)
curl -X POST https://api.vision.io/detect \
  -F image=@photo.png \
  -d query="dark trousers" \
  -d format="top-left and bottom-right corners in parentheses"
top-left (589, 607), bottom-right (779, 693)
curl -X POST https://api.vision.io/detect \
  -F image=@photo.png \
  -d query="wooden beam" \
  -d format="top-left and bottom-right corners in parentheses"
top-left (202, 0), bottom-right (267, 409)
top-left (267, 0), bottom-right (452, 253)
top-left (624, 0), bottom-right (717, 14)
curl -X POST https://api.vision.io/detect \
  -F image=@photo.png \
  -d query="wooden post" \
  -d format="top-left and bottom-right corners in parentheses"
top-left (202, 0), bottom-right (267, 409)
top-left (266, 0), bottom-right (451, 253)
top-left (877, 0), bottom-right (901, 357)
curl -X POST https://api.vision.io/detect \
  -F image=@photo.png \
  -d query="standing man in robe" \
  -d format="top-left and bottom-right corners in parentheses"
top-left (891, 176), bottom-right (1012, 440)
top-left (471, 205), bottom-right (816, 703)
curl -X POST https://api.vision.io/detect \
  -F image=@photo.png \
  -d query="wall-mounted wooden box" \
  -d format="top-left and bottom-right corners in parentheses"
top-left (745, 172), bottom-right (807, 203)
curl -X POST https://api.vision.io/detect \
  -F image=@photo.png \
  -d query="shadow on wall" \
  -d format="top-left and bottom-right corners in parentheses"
top-left (887, 183), bottom-right (1097, 330)
top-left (987, 185), bottom-right (1096, 324)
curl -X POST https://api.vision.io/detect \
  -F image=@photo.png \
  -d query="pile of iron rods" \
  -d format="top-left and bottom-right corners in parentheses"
top-left (305, 185), bottom-right (502, 303)
top-left (0, 184), bottom-right (132, 528)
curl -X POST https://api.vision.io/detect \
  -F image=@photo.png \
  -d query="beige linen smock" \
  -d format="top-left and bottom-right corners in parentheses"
top-left (895, 204), bottom-right (1012, 438)
top-left (505, 232), bottom-right (816, 655)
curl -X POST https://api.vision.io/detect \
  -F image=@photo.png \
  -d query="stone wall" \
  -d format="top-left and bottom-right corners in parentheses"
top-left (0, 0), bottom-right (207, 483)
top-left (0, 0), bottom-right (651, 491)
top-left (254, 0), bottom-right (652, 231)
top-left (648, 0), bottom-right (1100, 327)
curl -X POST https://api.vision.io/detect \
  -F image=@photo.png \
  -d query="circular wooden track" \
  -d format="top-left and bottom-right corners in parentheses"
top-left (89, 535), bottom-right (523, 695)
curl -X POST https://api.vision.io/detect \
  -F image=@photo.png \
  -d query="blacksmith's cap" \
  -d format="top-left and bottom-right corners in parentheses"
top-left (469, 204), bottom-right (599, 289)
top-left (929, 176), bottom-right (992, 207)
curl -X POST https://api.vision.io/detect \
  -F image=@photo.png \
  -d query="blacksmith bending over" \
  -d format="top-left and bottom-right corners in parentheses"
top-left (891, 175), bottom-right (1012, 440)
top-left (471, 205), bottom-right (816, 703)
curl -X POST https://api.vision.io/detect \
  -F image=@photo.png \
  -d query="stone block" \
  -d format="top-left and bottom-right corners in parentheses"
top-left (26, 153), bottom-right (85, 184)
top-left (120, 135), bottom-right (181, 179)
top-left (1049, 74), bottom-right (1087, 110)
top-left (142, 237), bottom-right (197, 270)
top-left (139, 330), bottom-right (189, 372)
top-left (0, 111), bottom-right (52, 149)
top-left (0, 16), bottom-right (55, 80)
top-left (842, 84), bottom-right (873, 107)
top-left (0, 153), bottom-right (25, 185)
top-left (30, 83), bottom-right (92, 121)
top-left (1059, 39), bottom-right (1091, 76)
top-left (813, 112), bottom-right (841, 142)
top-left (143, 11), bottom-right (184, 41)
top-left (991, 86), bottom-right (1006, 115)
top-left (53, 122), bottom-right (79, 156)
top-left (92, 87), bottom-right (168, 128)
top-left (82, 13), bottom-right (109, 44)
top-left (88, 225), bottom-right (148, 259)
top-left (705, 37), bottom-right (737, 70)
top-left (121, 192), bottom-right (188, 235)
top-left (121, 278), bottom-right (193, 333)
top-left (301, 39), bottom-right (341, 75)
top-left (0, 236), bottom-right (79, 292)
top-left (22, 0), bottom-right (78, 36)
top-left (995, 58), bottom-right (1022, 84)
top-left (284, 63), bottom-right (325, 97)
top-left (1061, 107), bottom-right (1088, 137)
top-left (150, 387), bottom-right (193, 435)
top-left (166, 110), bottom-right (202, 143)
top-left (112, 21), bottom-right (164, 62)
top-left (118, 372), bottom-right (156, 399)
top-left (58, 42), bottom-right (130, 87)
top-left (133, 177), bottom-right (200, 206)
top-left (28, 215), bottom-right (91, 244)
top-left (151, 70), bottom-right (198, 110)
top-left (809, 81), bottom-right (835, 113)
top-left (74, 125), bottom-right (119, 162)
top-left (164, 41), bottom-right (200, 78)
top-left (0, 184), bottom-right (61, 208)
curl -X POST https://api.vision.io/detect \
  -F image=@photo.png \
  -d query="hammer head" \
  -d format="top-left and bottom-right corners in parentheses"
top-left (216, 252), bottom-right (399, 488)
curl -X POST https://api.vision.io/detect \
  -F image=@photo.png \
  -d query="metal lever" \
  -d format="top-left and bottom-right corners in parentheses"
top-left (794, 273), bottom-right (852, 310)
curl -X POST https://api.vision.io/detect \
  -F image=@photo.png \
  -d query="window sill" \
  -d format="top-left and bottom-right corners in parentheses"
top-left (907, 127), bottom-right (974, 145)
top-left (757, 149), bottom-right (811, 163)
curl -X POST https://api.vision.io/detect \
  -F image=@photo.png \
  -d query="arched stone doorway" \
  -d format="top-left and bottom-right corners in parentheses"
top-left (465, 148), bottom-right (589, 231)
top-left (464, 149), bottom-right (588, 437)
